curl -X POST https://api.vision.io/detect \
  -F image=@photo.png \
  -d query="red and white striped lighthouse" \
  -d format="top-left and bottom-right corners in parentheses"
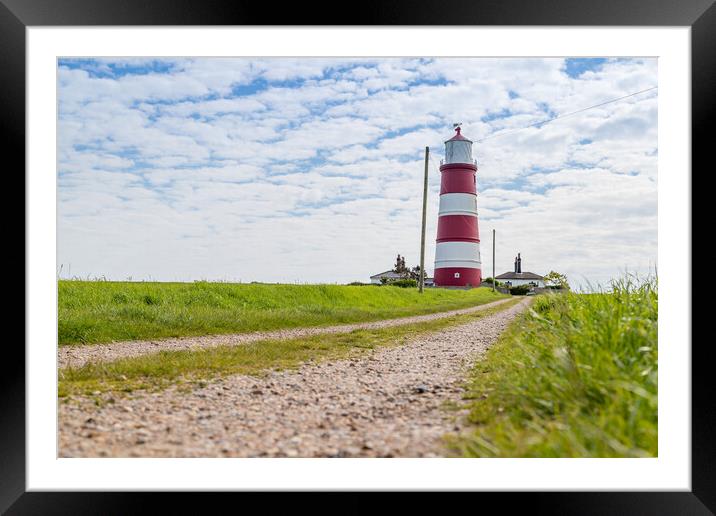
top-left (433, 125), bottom-right (482, 287)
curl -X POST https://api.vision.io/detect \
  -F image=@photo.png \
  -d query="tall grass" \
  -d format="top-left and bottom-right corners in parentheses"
top-left (58, 281), bottom-right (507, 346)
top-left (454, 276), bottom-right (657, 457)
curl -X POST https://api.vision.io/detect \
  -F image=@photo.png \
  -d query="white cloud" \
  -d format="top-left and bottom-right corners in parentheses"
top-left (57, 57), bottom-right (657, 288)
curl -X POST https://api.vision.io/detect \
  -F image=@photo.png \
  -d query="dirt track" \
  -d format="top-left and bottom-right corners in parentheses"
top-left (59, 297), bottom-right (516, 369)
top-left (59, 298), bottom-right (530, 458)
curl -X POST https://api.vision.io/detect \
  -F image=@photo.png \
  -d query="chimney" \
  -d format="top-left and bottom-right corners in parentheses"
top-left (517, 253), bottom-right (522, 273)
top-left (514, 255), bottom-right (518, 273)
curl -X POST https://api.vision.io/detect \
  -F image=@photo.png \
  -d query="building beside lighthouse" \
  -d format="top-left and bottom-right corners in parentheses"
top-left (433, 126), bottom-right (482, 288)
top-left (495, 253), bottom-right (545, 287)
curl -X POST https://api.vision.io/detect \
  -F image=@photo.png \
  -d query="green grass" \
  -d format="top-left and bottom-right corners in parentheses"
top-left (452, 277), bottom-right (657, 458)
top-left (59, 298), bottom-right (523, 398)
top-left (58, 280), bottom-right (508, 346)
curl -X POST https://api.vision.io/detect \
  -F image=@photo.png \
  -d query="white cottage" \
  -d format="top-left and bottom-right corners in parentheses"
top-left (369, 270), bottom-right (434, 286)
top-left (495, 253), bottom-right (545, 288)
top-left (369, 270), bottom-right (404, 284)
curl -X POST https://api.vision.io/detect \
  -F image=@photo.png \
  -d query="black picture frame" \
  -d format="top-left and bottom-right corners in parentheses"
top-left (3, 0), bottom-right (709, 512)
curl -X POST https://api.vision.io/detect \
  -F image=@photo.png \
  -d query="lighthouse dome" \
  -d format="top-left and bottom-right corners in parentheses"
top-left (444, 126), bottom-right (474, 165)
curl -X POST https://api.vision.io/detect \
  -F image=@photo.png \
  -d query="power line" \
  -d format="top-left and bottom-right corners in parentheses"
top-left (475, 86), bottom-right (658, 143)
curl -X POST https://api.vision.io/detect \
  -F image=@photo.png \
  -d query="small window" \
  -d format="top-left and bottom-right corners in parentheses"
top-left (454, 272), bottom-right (460, 279)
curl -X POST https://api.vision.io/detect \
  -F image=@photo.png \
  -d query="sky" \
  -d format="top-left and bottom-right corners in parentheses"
top-left (57, 57), bottom-right (657, 289)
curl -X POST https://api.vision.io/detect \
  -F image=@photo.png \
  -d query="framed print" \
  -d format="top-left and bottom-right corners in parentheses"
top-left (4, 0), bottom-right (711, 511)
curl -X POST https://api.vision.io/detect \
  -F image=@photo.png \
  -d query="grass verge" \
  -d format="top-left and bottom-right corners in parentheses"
top-left (59, 298), bottom-right (523, 398)
top-left (451, 277), bottom-right (657, 458)
top-left (59, 281), bottom-right (508, 346)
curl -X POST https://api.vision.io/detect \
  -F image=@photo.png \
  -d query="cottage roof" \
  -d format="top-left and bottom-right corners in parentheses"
top-left (369, 270), bottom-right (402, 279)
top-left (495, 271), bottom-right (544, 280)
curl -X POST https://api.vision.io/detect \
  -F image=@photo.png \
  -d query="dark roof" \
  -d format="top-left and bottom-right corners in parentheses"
top-left (370, 271), bottom-right (434, 281)
top-left (495, 271), bottom-right (544, 280)
top-left (369, 270), bottom-right (400, 278)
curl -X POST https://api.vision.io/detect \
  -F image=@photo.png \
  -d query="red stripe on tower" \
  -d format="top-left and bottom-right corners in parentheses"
top-left (434, 267), bottom-right (481, 287)
top-left (433, 125), bottom-right (482, 288)
top-left (436, 215), bottom-right (480, 243)
top-left (439, 165), bottom-right (477, 194)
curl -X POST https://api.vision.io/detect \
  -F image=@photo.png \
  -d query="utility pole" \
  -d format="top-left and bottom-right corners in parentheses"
top-left (419, 146), bottom-right (429, 293)
top-left (492, 229), bottom-right (496, 293)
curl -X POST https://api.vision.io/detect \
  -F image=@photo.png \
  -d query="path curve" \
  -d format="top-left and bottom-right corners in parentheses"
top-left (59, 297), bottom-right (515, 369)
top-left (59, 298), bottom-right (531, 458)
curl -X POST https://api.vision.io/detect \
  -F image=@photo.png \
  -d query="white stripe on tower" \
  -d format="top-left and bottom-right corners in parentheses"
top-left (438, 192), bottom-right (478, 217)
top-left (434, 241), bottom-right (482, 269)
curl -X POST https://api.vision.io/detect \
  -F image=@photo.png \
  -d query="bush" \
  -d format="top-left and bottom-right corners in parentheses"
top-left (388, 279), bottom-right (418, 288)
top-left (509, 284), bottom-right (531, 295)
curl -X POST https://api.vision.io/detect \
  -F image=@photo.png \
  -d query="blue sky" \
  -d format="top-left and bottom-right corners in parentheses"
top-left (57, 57), bottom-right (657, 288)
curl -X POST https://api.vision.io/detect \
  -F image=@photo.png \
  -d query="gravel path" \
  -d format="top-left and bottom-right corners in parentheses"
top-left (59, 297), bottom-right (515, 369)
top-left (59, 298), bottom-right (530, 458)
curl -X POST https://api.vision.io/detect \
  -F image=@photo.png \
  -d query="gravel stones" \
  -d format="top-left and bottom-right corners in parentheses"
top-left (59, 298), bottom-right (530, 458)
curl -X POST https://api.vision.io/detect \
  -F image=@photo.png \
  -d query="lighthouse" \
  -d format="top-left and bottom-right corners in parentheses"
top-left (433, 125), bottom-right (482, 287)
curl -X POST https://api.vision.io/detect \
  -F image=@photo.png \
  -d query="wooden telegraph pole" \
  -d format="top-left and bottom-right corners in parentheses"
top-left (492, 228), bottom-right (496, 292)
top-left (419, 146), bottom-right (429, 293)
